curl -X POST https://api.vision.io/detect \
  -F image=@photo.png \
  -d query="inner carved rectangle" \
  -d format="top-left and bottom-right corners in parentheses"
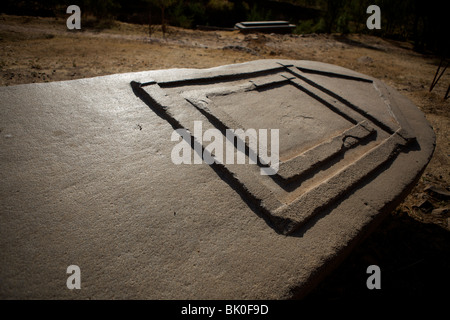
top-left (208, 83), bottom-right (354, 162)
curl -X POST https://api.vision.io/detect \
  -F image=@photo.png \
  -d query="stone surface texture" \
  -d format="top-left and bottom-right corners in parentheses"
top-left (0, 60), bottom-right (435, 299)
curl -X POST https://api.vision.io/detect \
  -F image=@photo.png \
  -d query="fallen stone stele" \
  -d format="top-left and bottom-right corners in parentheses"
top-left (0, 60), bottom-right (435, 299)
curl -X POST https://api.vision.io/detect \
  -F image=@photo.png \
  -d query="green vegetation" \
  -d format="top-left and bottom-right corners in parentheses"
top-left (1, 0), bottom-right (447, 53)
top-left (294, 18), bottom-right (326, 34)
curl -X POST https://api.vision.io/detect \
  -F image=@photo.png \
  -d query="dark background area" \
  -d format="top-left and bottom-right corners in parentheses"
top-left (1, 0), bottom-right (448, 54)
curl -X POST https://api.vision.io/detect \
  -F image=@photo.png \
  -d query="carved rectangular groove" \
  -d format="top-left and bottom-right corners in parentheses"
top-left (132, 62), bottom-right (415, 236)
top-left (277, 121), bottom-right (376, 182)
top-left (273, 131), bottom-right (409, 234)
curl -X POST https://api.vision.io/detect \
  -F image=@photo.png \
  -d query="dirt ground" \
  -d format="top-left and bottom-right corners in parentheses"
top-left (1, 14), bottom-right (449, 299)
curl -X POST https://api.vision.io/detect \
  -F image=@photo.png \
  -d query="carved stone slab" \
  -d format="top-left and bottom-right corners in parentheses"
top-left (131, 60), bottom-right (418, 236)
top-left (0, 60), bottom-right (435, 299)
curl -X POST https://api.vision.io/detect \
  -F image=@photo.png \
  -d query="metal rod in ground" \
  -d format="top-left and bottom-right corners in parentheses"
top-left (430, 58), bottom-right (448, 92)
